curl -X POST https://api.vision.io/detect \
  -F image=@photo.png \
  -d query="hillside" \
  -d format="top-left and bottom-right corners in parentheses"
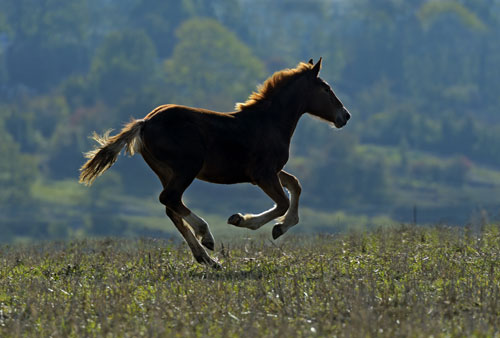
top-left (2, 0), bottom-right (500, 240)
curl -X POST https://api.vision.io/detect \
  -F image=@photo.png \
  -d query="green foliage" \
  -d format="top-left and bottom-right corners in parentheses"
top-left (300, 132), bottom-right (390, 209)
top-left (127, 0), bottom-right (197, 58)
top-left (418, 0), bottom-right (487, 31)
top-left (6, 95), bottom-right (70, 152)
top-left (89, 30), bottom-right (158, 106)
top-left (1, 226), bottom-right (499, 336)
top-left (2, 0), bottom-right (89, 90)
top-left (1, 0), bottom-right (500, 239)
top-left (164, 18), bottom-right (266, 110)
top-left (0, 120), bottom-right (38, 209)
top-left (409, 156), bottom-right (472, 186)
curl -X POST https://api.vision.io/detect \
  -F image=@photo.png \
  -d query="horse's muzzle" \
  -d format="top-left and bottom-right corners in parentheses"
top-left (335, 107), bottom-right (351, 128)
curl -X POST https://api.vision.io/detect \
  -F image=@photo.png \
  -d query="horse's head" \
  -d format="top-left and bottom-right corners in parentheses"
top-left (305, 58), bottom-right (350, 128)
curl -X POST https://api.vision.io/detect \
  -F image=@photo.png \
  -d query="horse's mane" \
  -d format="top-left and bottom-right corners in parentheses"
top-left (235, 62), bottom-right (313, 111)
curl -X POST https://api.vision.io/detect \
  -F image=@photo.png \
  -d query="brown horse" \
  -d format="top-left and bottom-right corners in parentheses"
top-left (79, 58), bottom-right (350, 267)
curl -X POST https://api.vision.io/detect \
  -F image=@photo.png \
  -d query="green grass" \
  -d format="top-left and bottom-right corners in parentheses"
top-left (1, 225), bottom-right (500, 337)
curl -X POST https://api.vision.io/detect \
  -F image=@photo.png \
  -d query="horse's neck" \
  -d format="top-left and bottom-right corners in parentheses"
top-left (271, 87), bottom-right (307, 143)
top-left (236, 80), bottom-right (308, 144)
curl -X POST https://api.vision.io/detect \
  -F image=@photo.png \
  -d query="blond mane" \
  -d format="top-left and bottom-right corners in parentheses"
top-left (235, 62), bottom-right (314, 111)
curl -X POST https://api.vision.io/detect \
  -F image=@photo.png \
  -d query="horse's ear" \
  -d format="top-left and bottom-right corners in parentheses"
top-left (308, 58), bottom-right (314, 65)
top-left (312, 57), bottom-right (322, 77)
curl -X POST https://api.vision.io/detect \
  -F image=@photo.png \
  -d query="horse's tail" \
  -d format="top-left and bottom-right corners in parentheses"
top-left (79, 119), bottom-right (145, 186)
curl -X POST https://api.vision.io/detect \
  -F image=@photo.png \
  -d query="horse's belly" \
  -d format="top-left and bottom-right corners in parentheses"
top-left (197, 165), bottom-right (252, 185)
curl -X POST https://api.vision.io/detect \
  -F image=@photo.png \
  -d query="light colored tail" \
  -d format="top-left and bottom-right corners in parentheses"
top-left (79, 119), bottom-right (145, 186)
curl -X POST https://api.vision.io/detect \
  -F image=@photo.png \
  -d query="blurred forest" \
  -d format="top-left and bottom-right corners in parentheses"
top-left (1, 0), bottom-right (500, 242)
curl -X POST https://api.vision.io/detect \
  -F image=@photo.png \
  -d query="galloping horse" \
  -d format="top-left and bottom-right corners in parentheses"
top-left (79, 58), bottom-right (350, 267)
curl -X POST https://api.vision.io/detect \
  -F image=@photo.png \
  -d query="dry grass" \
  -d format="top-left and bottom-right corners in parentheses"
top-left (1, 225), bottom-right (500, 337)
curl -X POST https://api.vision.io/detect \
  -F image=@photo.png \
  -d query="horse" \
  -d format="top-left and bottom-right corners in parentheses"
top-left (79, 58), bottom-right (350, 268)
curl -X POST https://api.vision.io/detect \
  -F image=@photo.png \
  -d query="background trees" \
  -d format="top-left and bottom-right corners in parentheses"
top-left (164, 18), bottom-right (265, 110)
top-left (2, 0), bottom-right (500, 240)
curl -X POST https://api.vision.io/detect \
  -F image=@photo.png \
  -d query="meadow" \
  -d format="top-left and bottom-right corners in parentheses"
top-left (1, 224), bottom-right (499, 337)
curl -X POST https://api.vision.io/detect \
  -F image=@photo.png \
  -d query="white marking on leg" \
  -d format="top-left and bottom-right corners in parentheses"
top-left (184, 212), bottom-right (209, 235)
top-left (184, 212), bottom-right (215, 249)
top-left (238, 201), bottom-right (291, 230)
top-left (281, 189), bottom-right (299, 225)
top-left (241, 205), bottom-right (280, 229)
top-left (277, 173), bottom-right (301, 233)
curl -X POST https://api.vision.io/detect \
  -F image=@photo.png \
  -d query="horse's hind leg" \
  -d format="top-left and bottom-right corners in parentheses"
top-left (165, 209), bottom-right (219, 268)
top-left (141, 138), bottom-right (215, 264)
top-left (145, 151), bottom-right (215, 251)
top-left (272, 171), bottom-right (302, 239)
top-left (159, 175), bottom-right (215, 252)
top-left (184, 212), bottom-right (215, 251)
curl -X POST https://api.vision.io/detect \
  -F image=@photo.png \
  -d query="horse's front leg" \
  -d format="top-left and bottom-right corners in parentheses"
top-left (227, 174), bottom-right (290, 230)
top-left (272, 170), bottom-right (302, 239)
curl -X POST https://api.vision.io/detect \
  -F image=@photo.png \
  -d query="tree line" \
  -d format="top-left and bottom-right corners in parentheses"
top-left (1, 0), bottom-right (499, 240)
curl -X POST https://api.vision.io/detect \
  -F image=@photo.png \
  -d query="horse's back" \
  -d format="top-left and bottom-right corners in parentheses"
top-left (140, 105), bottom-right (260, 183)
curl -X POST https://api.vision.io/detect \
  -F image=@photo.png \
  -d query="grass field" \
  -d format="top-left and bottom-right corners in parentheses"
top-left (1, 225), bottom-right (500, 337)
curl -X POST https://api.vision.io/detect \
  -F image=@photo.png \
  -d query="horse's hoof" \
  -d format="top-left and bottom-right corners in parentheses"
top-left (228, 213), bottom-right (243, 226)
top-left (205, 257), bottom-right (222, 270)
top-left (195, 255), bottom-right (221, 269)
top-left (202, 236), bottom-right (215, 251)
top-left (211, 261), bottom-right (222, 270)
top-left (272, 224), bottom-right (284, 240)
